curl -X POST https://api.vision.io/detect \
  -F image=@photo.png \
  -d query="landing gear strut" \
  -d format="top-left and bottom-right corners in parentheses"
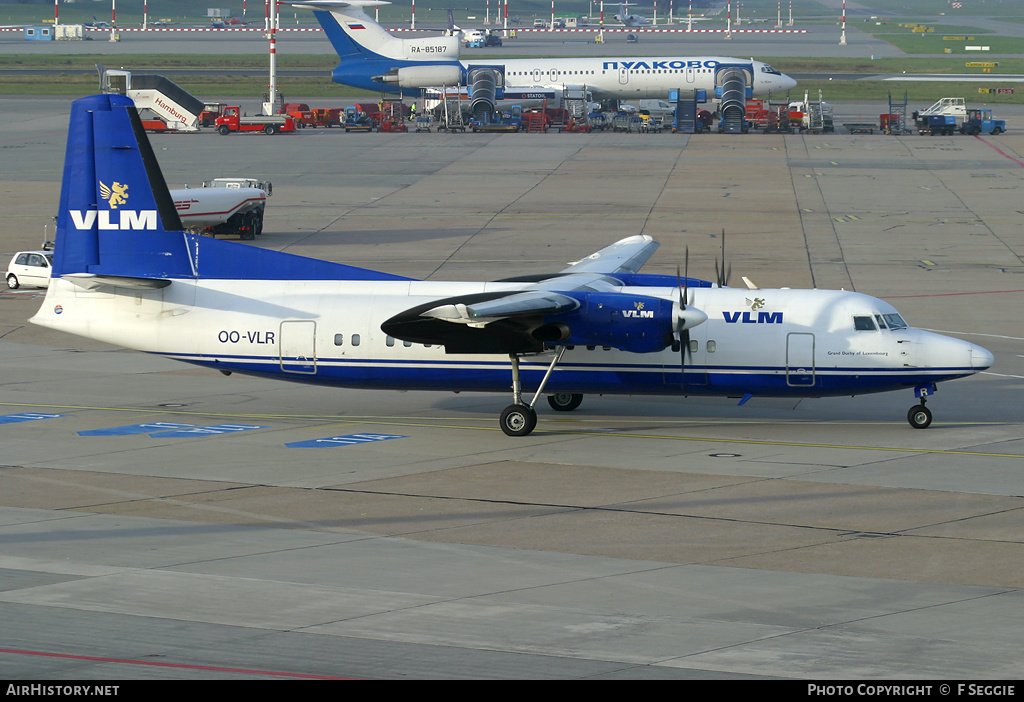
top-left (499, 347), bottom-right (567, 437)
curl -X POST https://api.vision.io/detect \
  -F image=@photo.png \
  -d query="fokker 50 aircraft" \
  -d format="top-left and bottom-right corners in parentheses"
top-left (33, 95), bottom-right (992, 436)
top-left (290, 1), bottom-right (796, 99)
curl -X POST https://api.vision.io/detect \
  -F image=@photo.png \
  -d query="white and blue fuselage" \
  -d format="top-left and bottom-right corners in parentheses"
top-left (34, 278), bottom-right (990, 400)
top-left (296, 1), bottom-right (797, 98)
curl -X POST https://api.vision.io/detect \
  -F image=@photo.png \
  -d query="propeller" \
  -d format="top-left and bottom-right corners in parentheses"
top-left (714, 229), bottom-right (732, 288)
top-left (674, 246), bottom-right (708, 384)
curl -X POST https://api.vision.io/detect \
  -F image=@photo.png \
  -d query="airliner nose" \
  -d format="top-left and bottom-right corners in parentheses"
top-left (781, 73), bottom-right (798, 91)
top-left (972, 345), bottom-right (994, 371)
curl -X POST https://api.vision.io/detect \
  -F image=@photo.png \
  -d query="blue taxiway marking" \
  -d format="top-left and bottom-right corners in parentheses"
top-left (148, 424), bottom-right (267, 438)
top-left (79, 422), bottom-right (196, 436)
top-left (0, 413), bottom-right (65, 424)
top-left (79, 423), bottom-right (265, 438)
top-left (286, 433), bottom-right (406, 448)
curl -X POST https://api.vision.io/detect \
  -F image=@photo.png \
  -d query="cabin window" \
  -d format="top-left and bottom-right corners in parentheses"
top-left (707, 340), bottom-right (717, 353)
top-left (853, 316), bottom-right (877, 331)
top-left (403, 340), bottom-right (413, 348)
top-left (334, 333), bottom-right (344, 345)
top-left (386, 336), bottom-right (395, 347)
top-left (351, 334), bottom-right (361, 347)
top-left (689, 340), bottom-right (698, 354)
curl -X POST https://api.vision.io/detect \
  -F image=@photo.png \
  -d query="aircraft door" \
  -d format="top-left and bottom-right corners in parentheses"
top-left (619, 66), bottom-right (629, 85)
top-left (279, 320), bottom-right (317, 374)
top-left (532, 68), bottom-right (543, 83)
top-left (786, 332), bottom-right (815, 387)
top-left (685, 67), bottom-right (696, 84)
top-left (682, 324), bottom-right (708, 388)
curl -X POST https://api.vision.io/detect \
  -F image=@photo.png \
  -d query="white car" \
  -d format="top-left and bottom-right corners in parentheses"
top-left (6, 250), bottom-right (53, 289)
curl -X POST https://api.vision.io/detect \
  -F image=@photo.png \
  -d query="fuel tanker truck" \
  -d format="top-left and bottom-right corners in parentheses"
top-left (168, 178), bottom-right (271, 240)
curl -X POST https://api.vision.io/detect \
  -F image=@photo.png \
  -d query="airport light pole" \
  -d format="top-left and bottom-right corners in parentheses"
top-left (264, 0), bottom-right (279, 116)
top-left (839, 0), bottom-right (847, 45)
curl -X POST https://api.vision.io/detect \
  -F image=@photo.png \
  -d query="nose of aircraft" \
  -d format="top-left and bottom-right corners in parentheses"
top-left (972, 345), bottom-right (994, 371)
top-left (780, 73), bottom-right (798, 91)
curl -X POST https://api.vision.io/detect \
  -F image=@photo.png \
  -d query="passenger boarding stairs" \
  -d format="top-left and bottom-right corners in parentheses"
top-left (98, 64), bottom-right (205, 132)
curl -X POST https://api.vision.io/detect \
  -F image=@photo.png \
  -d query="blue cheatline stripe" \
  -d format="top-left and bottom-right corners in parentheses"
top-left (152, 351), bottom-right (975, 398)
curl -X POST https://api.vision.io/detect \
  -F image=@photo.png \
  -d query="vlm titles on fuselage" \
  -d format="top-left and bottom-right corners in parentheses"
top-left (31, 94), bottom-right (992, 436)
top-left (289, 0), bottom-right (797, 99)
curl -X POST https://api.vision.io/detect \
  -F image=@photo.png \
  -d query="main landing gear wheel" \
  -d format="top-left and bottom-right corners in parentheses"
top-left (498, 348), bottom-right (568, 437)
top-left (907, 404), bottom-right (933, 429)
top-left (500, 404), bottom-right (537, 437)
top-left (547, 393), bottom-right (583, 412)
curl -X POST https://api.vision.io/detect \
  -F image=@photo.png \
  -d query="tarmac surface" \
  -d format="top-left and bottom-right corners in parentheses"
top-left (1, 25), bottom-right (1024, 682)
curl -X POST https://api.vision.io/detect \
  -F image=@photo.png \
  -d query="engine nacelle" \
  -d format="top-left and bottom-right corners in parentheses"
top-left (544, 292), bottom-right (676, 354)
top-left (377, 64), bottom-right (463, 88)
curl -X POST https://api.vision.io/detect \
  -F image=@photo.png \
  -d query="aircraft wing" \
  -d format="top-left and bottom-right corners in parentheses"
top-left (381, 235), bottom-right (663, 353)
top-left (422, 291), bottom-right (580, 326)
top-left (560, 234), bottom-right (659, 275)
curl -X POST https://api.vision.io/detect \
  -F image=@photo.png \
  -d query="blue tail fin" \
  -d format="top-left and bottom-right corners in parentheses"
top-left (53, 94), bottom-right (191, 279)
top-left (53, 94), bottom-right (409, 283)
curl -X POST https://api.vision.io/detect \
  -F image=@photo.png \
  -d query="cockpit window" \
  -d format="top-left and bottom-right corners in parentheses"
top-left (761, 64), bottom-right (781, 75)
top-left (875, 315), bottom-right (887, 329)
top-left (853, 316), bottom-right (877, 331)
top-left (882, 313), bottom-right (907, 330)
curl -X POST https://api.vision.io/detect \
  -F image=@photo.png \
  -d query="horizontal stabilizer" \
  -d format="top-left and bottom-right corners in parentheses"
top-left (63, 273), bottom-right (171, 290)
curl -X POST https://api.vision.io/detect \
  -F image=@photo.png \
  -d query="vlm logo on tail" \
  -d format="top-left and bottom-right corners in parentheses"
top-left (100, 181), bottom-right (129, 209)
top-left (70, 178), bottom-right (158, 230)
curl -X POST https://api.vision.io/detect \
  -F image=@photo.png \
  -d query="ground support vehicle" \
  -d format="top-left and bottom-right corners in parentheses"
top-left (611, 112), bottom-right (638, 132)
top-left (199, 102), bottom-right (228, 128)
top-left (588, 112), bottom-right (611, 131)
top-left (281, 103), bottom-right (316, 128)
top-left (638, 116), bottom-right (662, 133)
top-left (312, 108), bottom-right (343, 127)
top-left (215, 107), bottom-right (295, 135)
top-left (916, 114), bottom-right (957, 135)
top-left (414, 115), bottom-right (432, 132)
top-left (6, 250), bottom-right (53, 289)
top-left (98, 66), bottom-right (203, 133)
top-left (377, 99), bottom-right (408, 132)
top-left (521, 110), bottom-right (549, 133)
top-left (170, 178), bottom-right (270, 240)
top-left (960, 108), bottom-right (1006, 135)
top-left (913, 97), bottom-right (966, 135)
top-left (353, 103), bottom-right (384, 127)
top-left (560, 118), bottom-right (592, 133)
top-left (344, 107), bottom-right (375, 132)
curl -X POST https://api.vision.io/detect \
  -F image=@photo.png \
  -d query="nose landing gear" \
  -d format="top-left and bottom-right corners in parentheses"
top-left (907, 384), bottom-right (936, 429)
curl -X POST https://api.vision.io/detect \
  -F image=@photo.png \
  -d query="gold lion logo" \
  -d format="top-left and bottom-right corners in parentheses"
top-left (99, 181), bottom-right (129, 209)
